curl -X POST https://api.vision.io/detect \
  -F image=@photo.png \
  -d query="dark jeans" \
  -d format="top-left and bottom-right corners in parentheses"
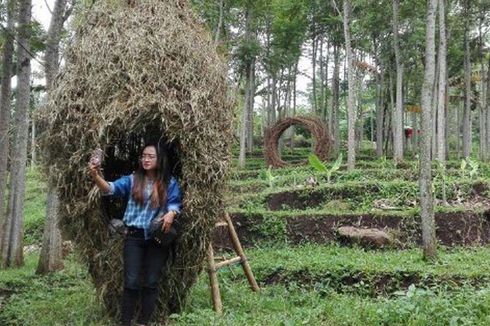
top-left (121, 233), bottom-right (169, 325)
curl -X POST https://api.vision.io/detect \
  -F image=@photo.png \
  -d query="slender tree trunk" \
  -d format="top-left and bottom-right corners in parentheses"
top-left (456, 100), bottom-right (461, 159)
top-left (312, 36), bottom-right (318, 114)
top-left (462, 0), bottom-right (472, 158)
top-left (332, 44), bottom-right (341, 154)
top-left (238, 7), bottom-right (254, 167)
top-left (214, 0), bottom-right (224, 43)
top-left (37, 0), bottom-right (70, 274)
top-left (432, 62), bottom-right (439, 158)
top-left (1, 0), bottom-right (32, 268)
top-left (389, 72), bottom-right (395, 155)
top-left (30, 118), bottom-right (36, 166)
top-left (436, 0), bottom-right (447, 162)
top-left (478, 10), bottom-right (487, 160)
top-left (323, 40), bottom-right (330, 122)
top-left (246, 58), bottom-right (255, 153)
top-left (486, 55), bottom-right (490, 161)
top-left (0, 0), bottom-right (15, 245)
top-left (376, 72), bottom-right (385, 157)
top-left (239, 77), bottom-right (249, 168)
top-left (419, 0), bottom-right (438, 260)
top-left (271, 75), bottom-right (277, 123)
top-left (392, 0), bottom-right (404, 162)
top-left (343, 0), bottom-right (356, 170)
top-left (319, 36), bottom-right (325, 119)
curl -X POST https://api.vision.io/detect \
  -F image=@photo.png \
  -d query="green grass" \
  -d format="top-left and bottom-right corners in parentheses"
top-left (247, 244), bottom-right (490, 277)
top-left (3, 153), bottom-right (490, 325)
top-left (0, 253), bottom-right (111, 326)
top-left (2, 248), bottom-right (490, 326)
top-left (24, 168), bottom-right (47, 245)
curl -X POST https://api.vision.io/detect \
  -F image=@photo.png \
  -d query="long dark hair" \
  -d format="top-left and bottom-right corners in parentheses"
top-left (132, 142), bottom-right (170, 208)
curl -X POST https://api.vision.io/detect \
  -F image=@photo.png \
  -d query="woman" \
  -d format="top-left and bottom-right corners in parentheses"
top-left (89, 143), bottom-right (182, 326)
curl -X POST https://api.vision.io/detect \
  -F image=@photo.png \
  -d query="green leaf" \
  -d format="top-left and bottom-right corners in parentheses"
top-left (329, 153), bottom-right (343, 174)
top-left (308, 153), bottom-right (327, 172)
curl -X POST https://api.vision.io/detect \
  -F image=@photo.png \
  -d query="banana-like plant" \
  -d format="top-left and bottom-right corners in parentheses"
top-left (308, 153), bottom-right (343, 183)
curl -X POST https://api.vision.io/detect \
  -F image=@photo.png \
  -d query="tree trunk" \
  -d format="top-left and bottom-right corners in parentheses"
top-left (238, 7), bottom-right (254, 167)
top-left (419, 0), bottom-right (438, 260)
top-left (311, 26), bottom-right (318, 114)
top-left (462, 0), bottom-right (472, 158)
top-left (0, 0), bottom-right (15, 244)
top-left (486, 55), bottom-right (490, 161)
top-left (436, 0), bottom-right (447, 162)
top-left (1, 0), bottom-right (32, 268)
top-left (392, 0), bottom-right (404, 162)
top-left (332, 44), bottom-right (341, 154)
top-left (238, 77), bottom-right (249, 168)
top-left (37, 185), bottom-right (63, 273)
top-left (478, 10), bottom-right (487, 160)
top-left (376, 72), bottom-right (385, 157)
top-left (37, 0), bottom-right (70, 275)
top-left (343, 0), bottom-right (356, 170)
top-left (214, 0), bottom-right (224, 43)
top-left (246, 58), bottom-right (255, 153)
top-left (30, 118), bottom-right (36, 166)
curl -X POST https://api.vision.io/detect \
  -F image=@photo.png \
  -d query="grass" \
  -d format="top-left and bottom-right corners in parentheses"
top-left (2, 151), bottom-right (490, 325)
top-left (2, 246), bottom-right (490, 326)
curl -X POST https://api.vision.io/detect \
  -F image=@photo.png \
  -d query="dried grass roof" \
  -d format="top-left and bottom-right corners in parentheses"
top-left (43, 0), bottom-right (233, 321)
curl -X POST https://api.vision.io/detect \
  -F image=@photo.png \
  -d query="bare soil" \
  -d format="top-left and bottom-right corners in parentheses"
top-left (213, 210), bottom-right (490, 248)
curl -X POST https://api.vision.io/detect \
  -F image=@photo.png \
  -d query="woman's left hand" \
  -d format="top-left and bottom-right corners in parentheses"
top-left (160, 211), bottom-right (176, 233)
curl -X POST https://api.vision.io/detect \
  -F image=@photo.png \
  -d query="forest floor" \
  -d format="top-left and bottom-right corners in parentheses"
top-left (1, 149), bottom-right (490, 325)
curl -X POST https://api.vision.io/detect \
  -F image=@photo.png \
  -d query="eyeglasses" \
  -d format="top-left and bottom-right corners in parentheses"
top-left (140, 154), bottom-right (157, 160)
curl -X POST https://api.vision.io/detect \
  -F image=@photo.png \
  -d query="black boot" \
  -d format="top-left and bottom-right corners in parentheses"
top-left (121, 288), bottom-right (139, 325)
top-left (138, 287), bottom-right (158, 325)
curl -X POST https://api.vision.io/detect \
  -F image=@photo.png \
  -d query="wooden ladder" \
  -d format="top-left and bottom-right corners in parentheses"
top-left (206, 212), bottom-right (260, 313)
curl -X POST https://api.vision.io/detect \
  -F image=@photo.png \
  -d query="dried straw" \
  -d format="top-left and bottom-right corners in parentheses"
top-left (42, 0), bottom-right (233, 321)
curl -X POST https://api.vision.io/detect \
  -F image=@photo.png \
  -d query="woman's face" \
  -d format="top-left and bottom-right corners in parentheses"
top-left (140, 146), bottom-right (158, 172)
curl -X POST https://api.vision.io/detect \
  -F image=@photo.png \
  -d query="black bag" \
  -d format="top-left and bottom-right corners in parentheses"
top-left (149, 217), bottom-right (181, 246)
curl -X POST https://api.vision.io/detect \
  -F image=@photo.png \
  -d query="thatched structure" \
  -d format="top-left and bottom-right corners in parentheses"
top-left (264, 116), bottom-right (331, 168)
top-left (43, 0), bottom-right (233, 322)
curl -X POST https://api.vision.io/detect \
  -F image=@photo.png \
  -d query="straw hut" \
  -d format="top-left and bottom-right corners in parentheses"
top-left (43, 0), bottom-right (233, 321)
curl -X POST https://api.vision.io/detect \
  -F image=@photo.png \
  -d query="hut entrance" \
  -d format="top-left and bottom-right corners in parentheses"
top-left (100, 123), bottom-right (181, 221)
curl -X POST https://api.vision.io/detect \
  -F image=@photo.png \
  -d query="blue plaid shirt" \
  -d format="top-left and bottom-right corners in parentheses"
top-left (105, 175), bottom-right (182, 239)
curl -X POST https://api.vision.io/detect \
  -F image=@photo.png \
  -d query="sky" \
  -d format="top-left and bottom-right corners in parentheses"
top-left (31, 0), bottom-right (53, 87)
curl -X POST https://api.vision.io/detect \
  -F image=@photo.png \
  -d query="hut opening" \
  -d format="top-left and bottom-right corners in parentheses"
top-left (100, 124), bottom-right (182, 223)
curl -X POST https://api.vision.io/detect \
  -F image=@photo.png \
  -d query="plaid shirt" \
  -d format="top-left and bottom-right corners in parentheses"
top-left (106, 175), bottom-right (182, 239)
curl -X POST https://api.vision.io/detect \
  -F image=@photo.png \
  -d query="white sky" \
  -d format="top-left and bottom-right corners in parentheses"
top-left (31, 0), bottom-right (53, 86)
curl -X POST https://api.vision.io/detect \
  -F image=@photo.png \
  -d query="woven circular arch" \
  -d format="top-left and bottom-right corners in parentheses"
top-left (264, 116), bottom-right (331, 168)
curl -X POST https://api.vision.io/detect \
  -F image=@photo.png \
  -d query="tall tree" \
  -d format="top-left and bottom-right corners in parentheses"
top-left (238, 5), bottom-right (255, 168)
top-left (1, 0), bottom-right (32, 268)
top-left (331, 43), bottom-right (341, 154)
top-left (0, 0), bottom-right (16, 245)
top-left (419, 0), bottom-right (438, 260)
top-left (37, 0), bottom-right (71, 275)
top-left (436, 0), bottom-right (447, 162)
top-left (392, 0), bottom-right (404, 162)
top-left (462, 0), bottom-right (472, 158)
top-left (343, 0), bottom-right (356, 170)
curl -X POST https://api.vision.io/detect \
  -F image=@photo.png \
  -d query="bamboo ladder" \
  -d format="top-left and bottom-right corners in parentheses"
top-left (206, 212), bottom-right (260, 313)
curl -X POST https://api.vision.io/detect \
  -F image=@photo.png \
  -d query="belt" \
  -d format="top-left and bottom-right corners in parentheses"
top-left (126, 226), bottom-right (145, 238)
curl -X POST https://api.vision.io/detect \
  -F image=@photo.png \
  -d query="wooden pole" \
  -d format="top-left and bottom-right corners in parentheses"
top-left (224, 213), bottom-right (260, 292)
top-left (206, 243), bottom-right (223, 314)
